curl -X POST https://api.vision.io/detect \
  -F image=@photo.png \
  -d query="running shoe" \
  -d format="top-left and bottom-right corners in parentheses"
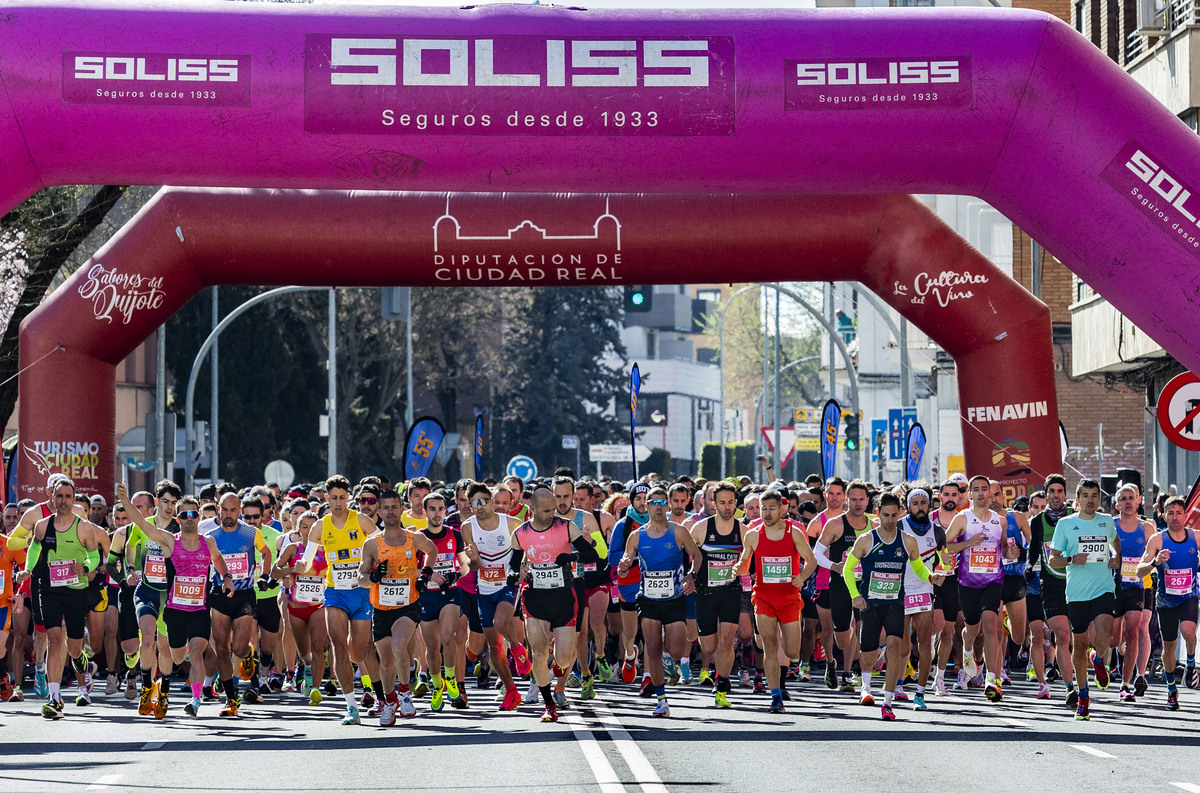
top-left (379, 699), bottom-right (397, 726)
top-left (138, 685), bottom-right (155, 716)
top-left (755, 680), bottom-right (769, 695)
top-left (323, 680), bottom-right (338, 697)
top-left (904, 661), bottom-right (916, 684)
top-left (413, 675), bottom-right (430, 699)
top-left (652, 699), bottom-right (670, 717)
top-left (341, 704), bottom-right (360, 725)
top-left (499, 686), bottom-right (522, 711)
top-left (621, 656), bottom-right (637, 684)
top-left (368, 696), bottom-right (386, 717)
top-left (839, 677), bottom-right (856, 694)
top-left (184, 697), bottom-right (201, 717)
top-left (566, 671), bottom-right (582, 689)
top-left (935, 676), bottom-right (949, 696)
top-left (125, 676), bottom-right (137, 701)
top-left (914, 693), bottom-right (927, 711)
top-left (824, 664), bottom-right (837, 690)
top-left (860, 691), bottom-right (875, 706)
top-left (554, 688), bottom-right (570, 710)
top-left (243, 688), bottom-right (263, 705)
top-left (1119, 687), bottom-right (1136, 703)
top-left (541, 705), bottom-right (558, 723)
top-left (768, 694), bottom-right (785, 714)
top-left (0, 675), bottom-right (12, 702)
top-left (1065, 687), bottom-right (1079, 708)
top-left (779, 687), bottom-right (791, 701)
top-left (431, 681), bottom-right (446, 711)
top-left (1046, 664), bottom-right (1060, 683)
top-left (476, 661), bottom-right (491, 690)
top-left (741, 668), bottom-right (752, 689)
top-left (268, 675), bottom-right (284, 693)
top-left (451, 690), bottom-right (469, 710)
top-left (1091, 650), bottom-right (1110, 690)
top-left (893, 689), bottom-right (909, 702)
top-left (304, 668), bottom-right (314, 694)
top-left (698, 667), bottom-right (712, 686)
top-left (1167, 689), bottom-right (1180, 711)
top-left (76, 687), bottom-right (92, 708)
top-left (984, 681), bottom-right (1003, 703)
top-left (1074, 693), bottom-right (1090, 721)
top-left (361, 689), bottom-right (376, 709)
top-left (1026, 667), bottom-right (1037, 682)
top-left (309, 688), bottom-right (323, 706)
top-left (954, 670), bottom-right (969, 691)
top-left (42, 700), bottom-right (64, 720)
top-left (1000, 670), bottom-right (1012, 687)
top-left (1036, 684), bottom-right (1051, 699)
top-left (797, 664), bottom-right (812, 683)
top-left (202, 685), bottom-right (217, 702)
top-left (400, 692), bottom-right (416, 717)
top-left (154, 688), bottom-right (168, 719)
top-left (524, 679), bottom-right (540, 704)
top-left (596, 658), bottom-right (613, 683)
top-left (963, 652), bottom-right (979, 678)
top-left (714, 691), bottom-right (731, 708)
top-left (581, 675), bottom-right (596, 701)
top-left (34, 667), bottom-right (48, 700)
top-left (666, 659), bottom-right (681, 686)
top-left (1134, 675), bottom-right (1149, 697)
top-left (680, 659), bottom-right (692, 685)
top-left (640, 677), bottom-right (655, 698)
top-left (970, 672), bottom-right (985, 688)
top-left (1187, 665), bottom-right (1200, 690)
top-left (872, 656), bottom-right (885, 673)
top-left (105, 675), bottom-right (119, 696)
top-left (512, 644), bottom-right (533, 678)
top-left (9, 688), bottom-right (22, 702)
top-left (814, 641), bottom-right (826, 661)
top-left (219, 697), bottom-right (240, 718)
top-left (283, 673), bottom-right (297, 693)
top-left (239, 657), bottom-right (255, 681)
top-left (881, 703), bottom-right (896, 721)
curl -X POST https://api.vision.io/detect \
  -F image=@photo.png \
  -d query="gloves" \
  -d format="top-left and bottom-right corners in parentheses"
top-left (369, 561), bottom-right (387, 583)
top-left (443, 571), bottom-right (459, 588)
top-left (416, 566), bottom-right (432, 593)
top-left (256, 574), bottom-right (277, 591)
top-left (555, 552), bottom-right (575, 567)
top-left (506, 572), bottom-right (520, 588)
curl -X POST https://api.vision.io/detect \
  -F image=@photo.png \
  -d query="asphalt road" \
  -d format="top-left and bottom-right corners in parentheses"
top-left (3, 673), bottom-right (1200, 793)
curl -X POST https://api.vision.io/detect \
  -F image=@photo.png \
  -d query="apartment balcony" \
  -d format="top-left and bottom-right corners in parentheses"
top-left (1070, 292), bottom-right (1169, 375)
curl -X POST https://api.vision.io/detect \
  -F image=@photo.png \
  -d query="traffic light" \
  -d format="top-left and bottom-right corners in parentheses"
top-left (623, 285), bottom-right (653, 313)
top-left (844, 414), bottom-right (860, 451)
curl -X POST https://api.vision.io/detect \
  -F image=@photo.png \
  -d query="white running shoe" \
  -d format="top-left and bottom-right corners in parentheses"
top-left (954, 669), bottom-right (969, 690)
top-left (399, 692), bottom-right (416, 718)
top-left (524, 679), bottom-right (540, 704)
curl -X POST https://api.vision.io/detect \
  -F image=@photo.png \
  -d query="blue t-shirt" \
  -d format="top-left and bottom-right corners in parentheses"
top-left (1051, 514), bottom-right (1117, 603)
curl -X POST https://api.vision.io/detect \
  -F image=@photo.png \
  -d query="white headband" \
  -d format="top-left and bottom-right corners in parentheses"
top-left (907, 488), bottom-right (930, 507)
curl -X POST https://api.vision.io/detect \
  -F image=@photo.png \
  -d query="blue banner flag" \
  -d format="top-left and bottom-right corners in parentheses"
top-left (906, 421), bottom-right (926, 482)
top-left (820, 399), bottom-right (840, 481)
top-left (630, 363), bottom-right (641, 479)
top-left (403, 416), bottom-right (445, 480)
top-left (474, 416), bottom-right (484, 478)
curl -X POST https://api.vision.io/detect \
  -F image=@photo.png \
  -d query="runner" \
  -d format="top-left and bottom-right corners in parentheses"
top-left (514, 487), bottom-right (602, 722)
top-left (992, 479), bottom-right (1031, 687)
top-left (898, 485), bottom-right (945, 710)
top-left (944, 475), bottom-right (1010, 703)
top-left (813, 478), bottom-right (871, 693)
top-left (736, 489), bottom-right (817, 714)
top-left (358, 489), bottom-right (436, 724)
top-left (1134, 496), bottom-right (1199, 711)
top-left (608, 483), bottom-right (650, 685)
top-left (552, 475), bottom-right (607, 702)
top-left (691, 481), bottom-right (746, 708)
top-left (1111, 483), bottom-right (1155, 701)
top-left (401, 478), bottom-right (432, 530)
top-left (0, 512), bottom-right (27, 701)
top-left (14, 477), bottom-right (101, 719)
top-left (667, 482), bottom-right (698, 684)
top-left (271, 509), bottom-right (330, 705)
top-left (1047, 478), bottom-right (1118, 720)
top-left (298, 475), bottom-right (380, 724)
top-left (843, 492), bottom-right (935, 720)
top-left (615, 486), bottom-right (701, 718)
top-left (1030, 474), bottom-right (1080, 705)
top-left (240, 499), bottom-right (281, 703)
top-left (415, 490), bottom-right (470, 713)
top-left (930, 480), bottom-right (963, 695)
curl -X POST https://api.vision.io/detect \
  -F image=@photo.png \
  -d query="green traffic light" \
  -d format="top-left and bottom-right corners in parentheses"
top-left (846, 439), bottom-right (858, 450)
top-left (632, 293), bottom-right (644, 305)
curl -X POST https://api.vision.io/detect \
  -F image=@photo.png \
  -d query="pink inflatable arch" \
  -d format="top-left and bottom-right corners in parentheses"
top-left (17, 189), bottom-right (1056, 500)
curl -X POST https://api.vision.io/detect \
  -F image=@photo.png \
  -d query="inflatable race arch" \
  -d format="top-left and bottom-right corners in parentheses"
top-left (4, 1), bottom-right (1198, 495)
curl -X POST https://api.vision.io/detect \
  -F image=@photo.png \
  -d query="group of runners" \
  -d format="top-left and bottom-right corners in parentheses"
top-left (1, 463), bottom-right (1196, 725)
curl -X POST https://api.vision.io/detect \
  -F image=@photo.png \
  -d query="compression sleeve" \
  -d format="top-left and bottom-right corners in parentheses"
top-left (300, 540), bottom-right (319, 567)
top-left (813, 541), bottom-right (833, 570)
top-left (106, 555), bottom-right (123, 582)
top-left (84, 545), bottom-right (101, 573)
top-left (842, 551), bottom-right (861, 599)
top-left (508, 548), bottom-right (525, 573)
top-left (24, 540), bottom-right (42, 572)
top-left (572, 534), bottom-right (600, 563)
top-left (7, 525), bottom-right (31, 551)
top-left (909, 554), bottom-right (931, 582)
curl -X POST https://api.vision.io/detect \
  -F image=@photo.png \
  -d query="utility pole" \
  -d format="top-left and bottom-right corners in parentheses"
top-left (210, 287), bottom-right (219, 483)
top-left (328, 288), bottom-right (338, 477)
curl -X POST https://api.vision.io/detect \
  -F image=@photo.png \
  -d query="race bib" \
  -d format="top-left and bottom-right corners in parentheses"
top-left (1079, 535), bottom-right (1108, 564)
top-left (294, 575), bottom-right (324, 604)
top-left (641, 569), bottom-right (675, 600)
top-left (169, 574), bottom-right (206, 608)
top-left (48, 558), bottom-right (79, 588)
top-left (479, 564), bottom-right (507, 585)
top-left (0, 567), bottom-right (6, 592)
top-left (903, 591), bottom-right (933, 615)
top-left (579, 562), bottom-right (598, 573)
top-left (379, 578), bottom-right (411, 607)
top-left (706, 558), bottom-right (737, 586)
top-left (331, 561), bottom-right (359, 590)
top-left (761, 556), bottom-right (793, 584)
top-left (430, 552), bottom-right (456, 590)
top-left (967, 547), bottom-right (998, 575)
top-left (740, 574), bottom-right (753, 593)
top-left (1165, 568), bottom-right (1194, 596)
top-left (867, 570), bottom-right (901, 601)
top-left (223, 552), bottom-right (250, 581)
top-left (1120, 557), bottom-right (1141, 584)
top-left (144, 553), bottom-right (168, 585)
top-left (530, 563), bottom-right (566, 590)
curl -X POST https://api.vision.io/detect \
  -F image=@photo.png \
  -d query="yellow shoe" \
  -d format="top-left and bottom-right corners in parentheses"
top-left (445, 677), bottom-right (460, 701)
top-left (154, 689), bottom-right (168, 720)
top-left (239, 657), bottom-right (255, 681)
top-left (137, 685), bottom-right (154, 716)
top-left (714, 691), bottom-right (731, 708)
top-left (431, 681), bottom-right (445, 711)
top-left (309, 687), bottom-right (323, 705)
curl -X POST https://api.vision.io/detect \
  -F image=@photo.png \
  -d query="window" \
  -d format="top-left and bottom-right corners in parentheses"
top-left (696, 289), bottom-right (721, 303)
top-left (1075, 0), bottom-right (1087, 34)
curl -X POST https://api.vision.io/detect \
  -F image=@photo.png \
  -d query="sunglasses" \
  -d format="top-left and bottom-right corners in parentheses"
top-left (471, 498), bottom-right (489, 507)
top-left (647, 499), bottom-right (668, 506)
top-left (176, 510), bottom-right (199, 520)
top-left (358, 497), bottom-right (377, 505)
top-left (242, 513), bottom-right (262, 521)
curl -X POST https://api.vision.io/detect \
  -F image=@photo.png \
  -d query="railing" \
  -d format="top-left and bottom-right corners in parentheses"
top-left (1126, 0), bottom-right (1197, 64)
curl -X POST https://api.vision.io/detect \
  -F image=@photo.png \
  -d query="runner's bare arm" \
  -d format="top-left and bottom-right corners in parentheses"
top-left (116, 484), bottom-right (176, 554)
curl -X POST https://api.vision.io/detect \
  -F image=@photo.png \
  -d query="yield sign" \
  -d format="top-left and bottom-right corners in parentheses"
top-left (761, 426), bottom-right (798, 466)
top-left (1157, 371), bottom-right (1200, 451)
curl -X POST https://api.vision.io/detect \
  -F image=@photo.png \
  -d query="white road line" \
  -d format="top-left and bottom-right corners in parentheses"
top-left (999, 718), bottom-right (1032, 728)
top-left (1170, 784), bottom-right (1200, 793)
top-left (1070, 745), bottom-right (1117, 759)
top-left (562, 710), bottom-right (628, 793)
top-left (590, 701), bottom-right (668, 793)
top-left (141, 741), bottom-right (164, 750)
top-left (86, 774), bottom-right (123, 790)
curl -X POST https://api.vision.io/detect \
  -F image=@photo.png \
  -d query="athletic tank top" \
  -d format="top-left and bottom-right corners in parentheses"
top-left (1003, 509), bottom-right (1028, 576)
top-left (636, 524), bottom-right (685, 601)
top-left (932, 508), bottom-right (959, 575)
top-left (1155, 528), bottom-right (1199, 609)
top-left (957, 509), bottom-right (1005, 589)
top-left (613, 515), bottom-right (645, 586)
top-left (577, 510), bottom-right (611, 590)
top-left (466, 513), bottom-right (517, 595)
top-left (206, 521), bottom-right (259, 591)
top-left (752, 523), bottom-right (800, 597)
top-left (814, 511), bottom-right (836, 590)
top-left (515, 516), bottom-right (573, 591)
top-left (288, 542), bottom-right (328, 607)
top-left (698, 516), bottom-right (743, 589)
top-left (859, 528), bottom-right (907, 605)
top-left (45, 516), bottom-right (88, 591)
top-left (1116, 519), bottom-right (1151, 590)
top-left (419, 524), bottom-right (464, 591)
top-left (900, 516), bottom-right (938, 598)
top-left (371, 532), bottom-right (420, 610)
top-left (319, 511), bottom-right (369, 590)
top-left (166, 533), bottom-right (212, 612)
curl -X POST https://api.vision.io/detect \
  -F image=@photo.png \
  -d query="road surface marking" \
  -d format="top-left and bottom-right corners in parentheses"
top-left (591, 701), bottom-right (668, 793)
top-left (86, 775), bottom-right (123, 790)
top-left (1070, 745), bottom-right (1116, 759)
top-left (562, 710), bottom-right (628, 793)
top-left (999, 718), bottom-right (1032, 728)
top-left (141, 741), bottom-right (164, 750)
top-left (1170, 784), bottom-right (1200, 793)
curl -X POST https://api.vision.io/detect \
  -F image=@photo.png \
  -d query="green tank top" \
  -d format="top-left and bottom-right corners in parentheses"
top-left (45, 516), bottom-right (88, 590)
top-left (256, 524), bottom-right (282, 599)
